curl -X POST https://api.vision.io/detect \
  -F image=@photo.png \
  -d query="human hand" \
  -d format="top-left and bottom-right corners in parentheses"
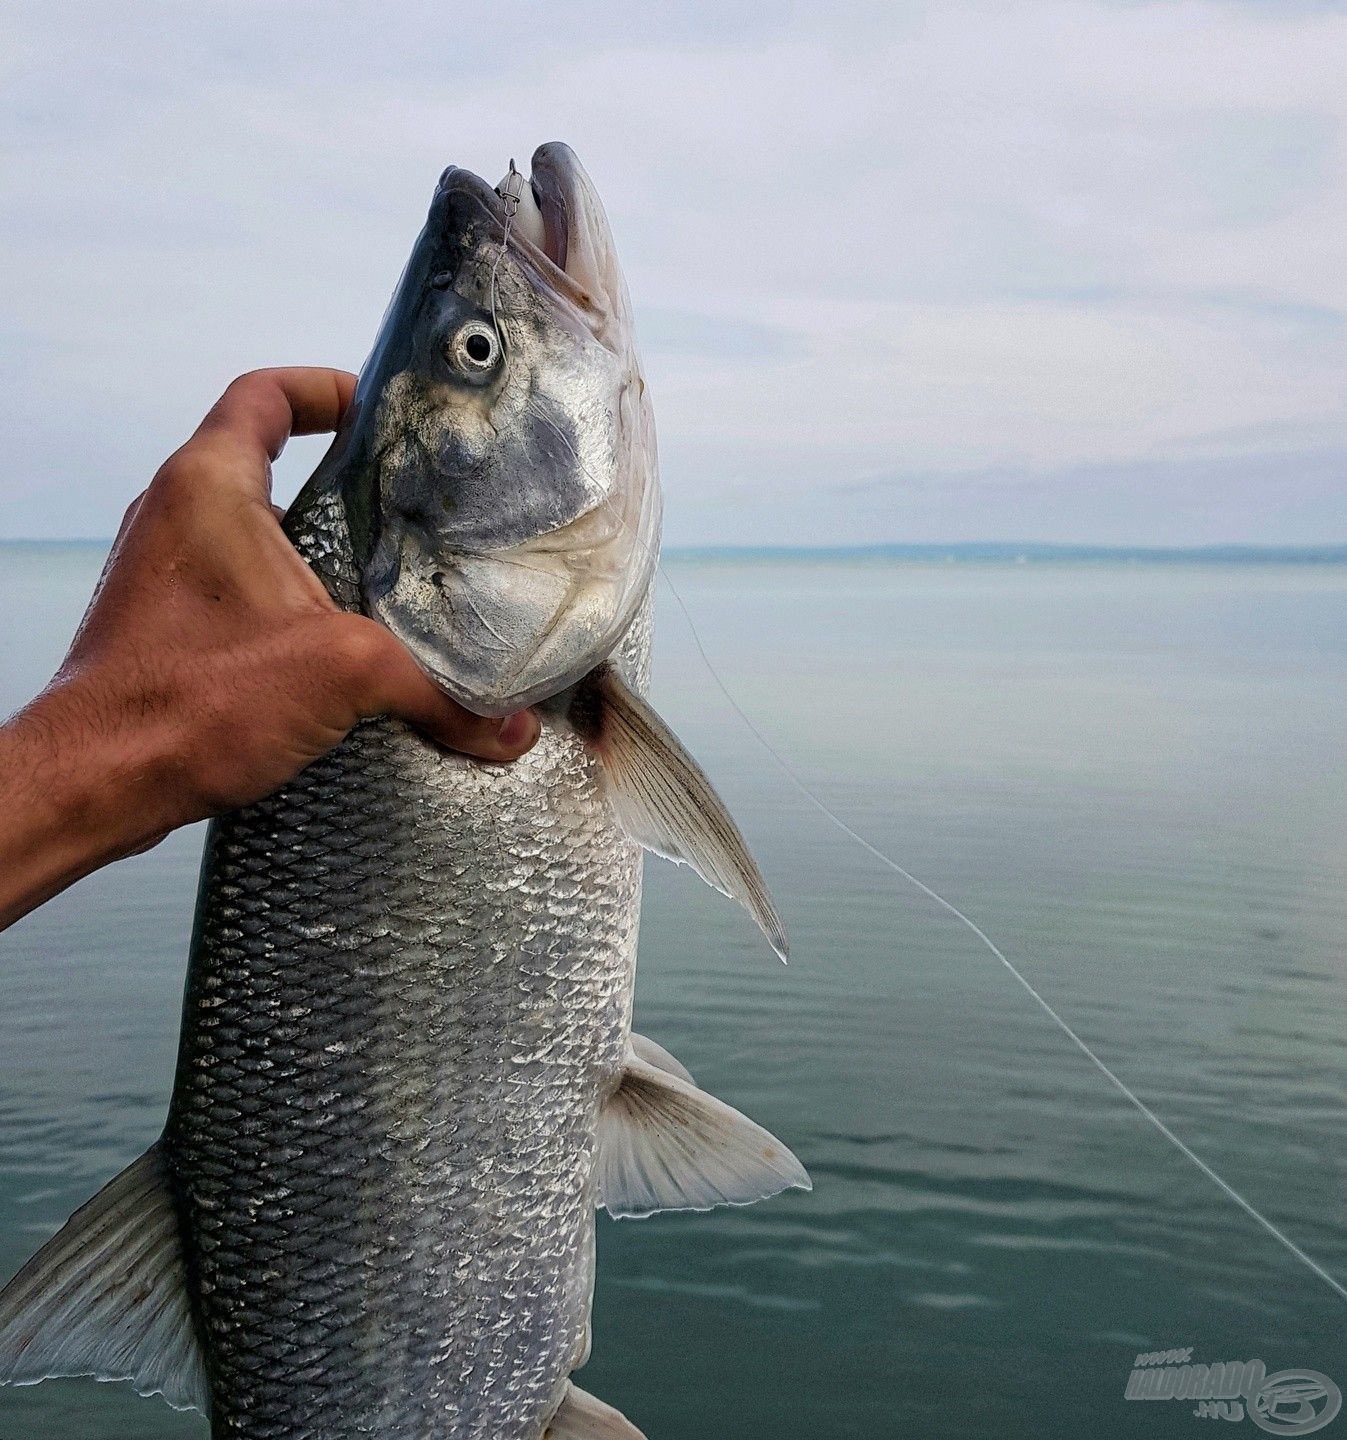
top-left (0, 368), bottom-right (539, 929)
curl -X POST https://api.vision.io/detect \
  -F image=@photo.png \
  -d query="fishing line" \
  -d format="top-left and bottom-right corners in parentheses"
top-left (489, 160), bottom-right (524, 345)
top-left (485, 206), bottom-right (1346, 1302)
top-left (651, 559), bottom-right (1347, 1305)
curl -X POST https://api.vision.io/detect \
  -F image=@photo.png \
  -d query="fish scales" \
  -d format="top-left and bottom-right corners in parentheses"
top-left (166, 493), bottom-right (650, 1439)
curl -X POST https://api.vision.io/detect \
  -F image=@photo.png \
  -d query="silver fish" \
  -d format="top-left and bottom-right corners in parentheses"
top-left (0, 144), bottom-right (806, 1439)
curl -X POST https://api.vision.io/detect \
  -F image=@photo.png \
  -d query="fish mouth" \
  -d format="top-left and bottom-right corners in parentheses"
top-left (431, 145), bottom-right (575, 286)
top-left (433, 144), bottom-right (621, 340)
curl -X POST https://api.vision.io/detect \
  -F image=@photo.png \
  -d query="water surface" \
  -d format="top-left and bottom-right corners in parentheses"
top-left (1, 545), bottom-right (1344, 1438)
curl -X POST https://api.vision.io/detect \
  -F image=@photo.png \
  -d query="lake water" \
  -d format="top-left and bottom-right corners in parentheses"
top-left (1, 544), bottom-right (1345, 1439)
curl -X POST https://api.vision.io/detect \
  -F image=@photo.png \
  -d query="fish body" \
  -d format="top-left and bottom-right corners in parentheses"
top-left (167, 486), bottom-right (650, 1439)
top-left (0, 145), bottom-right (805, 1439)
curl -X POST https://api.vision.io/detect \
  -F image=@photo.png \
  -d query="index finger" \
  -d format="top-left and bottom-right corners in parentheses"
top-left (194, 367), bottom-right (357, 468)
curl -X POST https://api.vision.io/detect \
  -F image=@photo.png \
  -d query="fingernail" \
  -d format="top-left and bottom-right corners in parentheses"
top-left (496, 710), bottom-right (538, 752)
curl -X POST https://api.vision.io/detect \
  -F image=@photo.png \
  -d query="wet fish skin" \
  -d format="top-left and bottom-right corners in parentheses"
top-left (166, 486), bottom-right (650, 1439)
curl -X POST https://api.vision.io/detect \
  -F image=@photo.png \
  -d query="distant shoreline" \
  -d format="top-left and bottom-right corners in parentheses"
top-left (2, 539), bottom-right (1345, 565)
top-left (664, 542), bottom-right (1347, 565)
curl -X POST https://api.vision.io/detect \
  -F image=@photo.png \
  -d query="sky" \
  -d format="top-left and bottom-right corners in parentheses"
top-left (2, 0), bottom-right (1346, 546)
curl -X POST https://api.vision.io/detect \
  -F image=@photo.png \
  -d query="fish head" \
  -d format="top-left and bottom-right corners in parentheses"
top-left (334, 142), bottom-right (659, 717)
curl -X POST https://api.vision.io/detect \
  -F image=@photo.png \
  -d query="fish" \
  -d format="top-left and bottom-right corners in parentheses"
top-left (0, 143), bottom-right (808, 1439)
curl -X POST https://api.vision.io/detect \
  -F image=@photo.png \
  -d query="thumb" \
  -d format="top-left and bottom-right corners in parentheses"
top-left (332, 616), bottom-right (541, 762)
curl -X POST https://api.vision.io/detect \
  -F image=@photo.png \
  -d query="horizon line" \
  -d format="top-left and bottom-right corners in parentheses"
top-left (2, 538), bottom-right (1345, 562)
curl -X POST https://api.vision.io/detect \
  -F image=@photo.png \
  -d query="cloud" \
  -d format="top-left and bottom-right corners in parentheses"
top-left (1, 0), bottom-right (1345, 541)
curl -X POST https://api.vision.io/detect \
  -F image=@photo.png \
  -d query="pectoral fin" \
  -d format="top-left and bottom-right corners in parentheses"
top-left (597, 1047), bottom-right (810, 1219)
top-left (0, 1141), bottom-right (208, 1415)
top-left (546, 1381), bottom-right (646, 1439)
top-left (574, 666), bottom-right (788, 960)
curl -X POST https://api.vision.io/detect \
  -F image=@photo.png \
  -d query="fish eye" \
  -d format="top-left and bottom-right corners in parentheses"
top-left (447, 322), bottom-right (501, 379)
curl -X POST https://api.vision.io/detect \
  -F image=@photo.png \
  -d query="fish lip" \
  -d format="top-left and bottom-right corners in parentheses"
top-left (433, 157), bottom-right (573, 270)
top-left (433, 149), bottom-right (595, 313)
top-left (527, 144), bottom-right (573, 273)
top-left (432, 165), bottom-right (509, 232)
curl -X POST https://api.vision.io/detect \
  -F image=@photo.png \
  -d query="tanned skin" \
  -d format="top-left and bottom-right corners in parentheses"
top-left (0, 368), bottom-right (539, 931)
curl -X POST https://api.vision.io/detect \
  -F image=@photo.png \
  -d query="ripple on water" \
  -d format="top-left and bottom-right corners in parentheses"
top-left (5, 553), bottom-right (1347, 1438)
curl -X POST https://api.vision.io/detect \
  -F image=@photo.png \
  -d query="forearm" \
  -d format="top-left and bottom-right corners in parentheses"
top-left (0, 683), bottom-right (172, 930)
